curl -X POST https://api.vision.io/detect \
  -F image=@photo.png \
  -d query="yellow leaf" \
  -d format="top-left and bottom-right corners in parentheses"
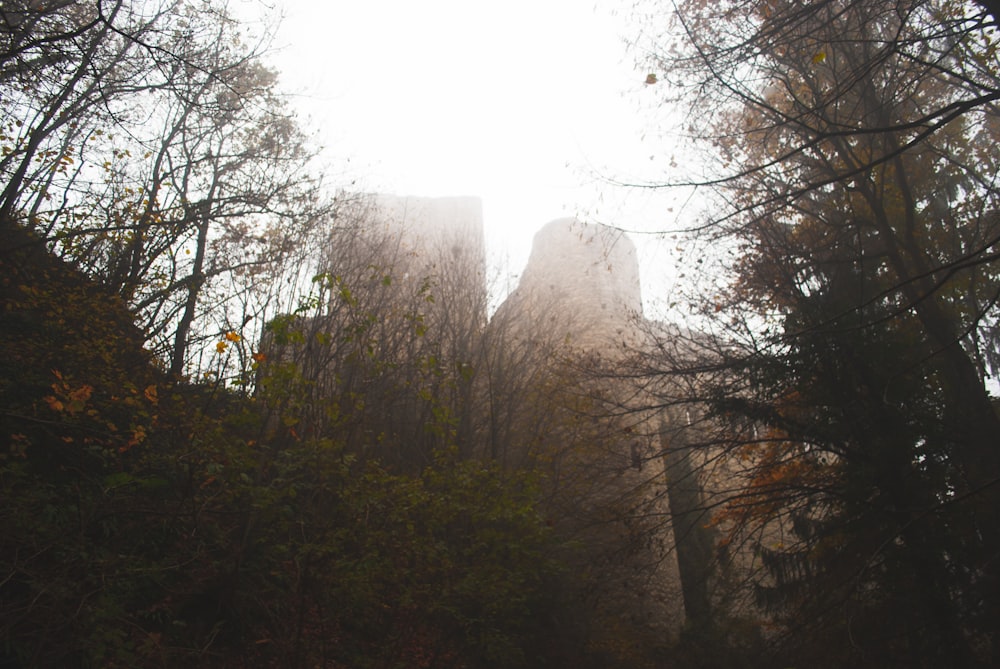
top-left (812, 51), bottom-right (826, 63)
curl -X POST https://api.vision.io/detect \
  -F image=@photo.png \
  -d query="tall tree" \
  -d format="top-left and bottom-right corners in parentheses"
top-left (632, 0), bottom-right (1000, 664)
top-left (0, 0), bottom-right (330, 377)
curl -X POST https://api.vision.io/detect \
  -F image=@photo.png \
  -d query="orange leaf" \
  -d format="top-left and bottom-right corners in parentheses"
top-left (69, 385), bottom-right (92, 403)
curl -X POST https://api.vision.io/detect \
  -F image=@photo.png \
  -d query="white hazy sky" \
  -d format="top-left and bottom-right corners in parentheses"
top-left (266, 0), bottom-right (686, 306)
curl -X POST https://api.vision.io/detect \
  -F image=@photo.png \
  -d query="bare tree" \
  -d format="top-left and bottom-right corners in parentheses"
top-left (0, 0), bottom-right (332, 377)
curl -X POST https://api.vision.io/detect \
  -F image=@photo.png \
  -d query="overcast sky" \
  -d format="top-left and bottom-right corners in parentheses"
top-left (266, 0), bottom-right (685, 306)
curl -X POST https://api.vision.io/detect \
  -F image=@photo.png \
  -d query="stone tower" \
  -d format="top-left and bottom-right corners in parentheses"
top-left (367, 194), bottom-right (485, 265)
top-left (493, 218), bottom-right (645, 353)
top-left (491, 218), bottom-right (686, 638)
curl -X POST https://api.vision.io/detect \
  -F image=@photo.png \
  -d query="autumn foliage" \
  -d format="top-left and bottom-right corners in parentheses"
top-left (0, 220), bottom-right (586, 667)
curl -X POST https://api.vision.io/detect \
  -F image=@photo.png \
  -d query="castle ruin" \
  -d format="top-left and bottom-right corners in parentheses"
top-left (277, 194), bottom-right (729, 640)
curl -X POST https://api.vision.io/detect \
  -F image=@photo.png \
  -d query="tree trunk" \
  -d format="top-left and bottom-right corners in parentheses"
top-left (169, 210), bottom-right (209, 378)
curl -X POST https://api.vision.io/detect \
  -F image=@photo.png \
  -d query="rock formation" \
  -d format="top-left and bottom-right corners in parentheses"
top-left (493, 218), bottom-right (644, 352)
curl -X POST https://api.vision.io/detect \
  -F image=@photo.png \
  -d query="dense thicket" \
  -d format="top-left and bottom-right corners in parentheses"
top-left (0, 220), bottom-right (584, 667)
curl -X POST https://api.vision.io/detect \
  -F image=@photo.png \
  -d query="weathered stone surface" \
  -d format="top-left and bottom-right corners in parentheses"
top-left (494, 218), bottom-right (644, 352)
top-left (493, 217), bottom-right (687, 638)
top-left (368, 193), bottom-right (486, 272)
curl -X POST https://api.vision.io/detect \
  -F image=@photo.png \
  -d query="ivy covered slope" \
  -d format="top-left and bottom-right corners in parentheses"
top-left (0, 220), bottom-right (565, 668)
